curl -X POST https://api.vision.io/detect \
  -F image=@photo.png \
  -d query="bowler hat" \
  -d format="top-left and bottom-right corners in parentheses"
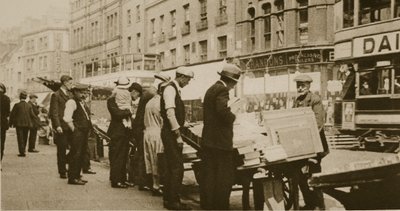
top-left (294, 74), bottom-right (313, 83)
top-left (20, 90), bottom-right (28, 98)
top-left (128, 82), bottom-right (143, 95)
top-left (176, 66), bottom-right (194, 78)
top-left (60, 75), bottom-right (73, 83)
top-left (218, 63), bottom-right (242, 82)
top-left (29, 94), bottom-right (38, 99)
top-left (114, 76), bottom-right (131, 89)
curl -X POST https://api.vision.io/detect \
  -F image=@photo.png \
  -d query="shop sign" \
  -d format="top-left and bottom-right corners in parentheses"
top-left (240, 50), bottom-right (325, 70)
top-left (353, 31), bottom-right (400, 58)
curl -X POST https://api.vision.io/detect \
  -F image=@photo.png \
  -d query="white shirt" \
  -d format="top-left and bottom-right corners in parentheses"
top-left (60, 87), bottom-right (68, 96)
top-left (63, 99), bottom-right (90, 123)
top-left (163, 80), bottom-right (181, 109)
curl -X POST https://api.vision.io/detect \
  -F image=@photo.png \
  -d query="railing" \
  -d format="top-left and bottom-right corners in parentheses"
top-left (215, 13), bottom-right (228, 26)
top-left (196, 19), bottom-right (208, 31)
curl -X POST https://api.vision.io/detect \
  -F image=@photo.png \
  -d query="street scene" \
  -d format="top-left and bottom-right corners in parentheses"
top-left (1, 0), bottom-right (400, 210)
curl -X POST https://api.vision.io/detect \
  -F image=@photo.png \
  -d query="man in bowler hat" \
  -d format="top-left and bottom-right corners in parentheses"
top-left (200, 63), bottom-right (242, 210)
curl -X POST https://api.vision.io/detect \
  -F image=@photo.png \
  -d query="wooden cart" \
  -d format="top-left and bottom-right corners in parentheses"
top-left (309, 161), bottom-right (400, 209)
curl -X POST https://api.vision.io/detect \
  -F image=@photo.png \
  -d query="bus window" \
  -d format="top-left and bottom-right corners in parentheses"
top-left (359, 68), bottom-right (391, 96)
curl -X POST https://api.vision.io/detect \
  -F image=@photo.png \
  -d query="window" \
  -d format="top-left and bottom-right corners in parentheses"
top-left (199, 40), bottom-right (207, 62)
top-left (359, 68), bottom-right (392, 96)
top-left (248, 7), bottom-right (256, 51)
top-left (262, 3), bottom-right (272, 50)
top-left (136, 33), bottom-right (141, 53)
top-left (200, 0), bottom-right (207, 19)
top-left (218, 36), bottom-right (227, 58)
top-left (170, 10), bottom-right (177, 37)
top-left (127, 36), bottom-right (131, 53)
top-left (343, 0), bottom-right (354, 28)
top-left (184, 44), bottom-right (190, 64)
top-left (43, 56), bottom-right (47, 70)
top-left (160, 15), bottom-right (164, 34)
top-left (159, 52), bottom-right (165, 69)
top-left (359, 0), bottom-right (390, 25)
top-left (275, 0), bottom-right (284, 47)
top-left (114, 13), bottom-right (118, 37)
top-left (136, 5), bottom-right (141, 22)
top-left (298, 0), bottom-right (308, 45)
top-left (150, 18), bottom-right (156, 44)
top-left (127, 9), bottom-right (131, 25)
top-left (396, 0), bottom-right (400, 17)
top-left (170, 49), bottom-right (176, 67)
top-left (184, 4), bottom-right (190, 22)
top-left (395, 68), bottom-right (400, 94)
top-left (219, 0), bottom-right (226, 15)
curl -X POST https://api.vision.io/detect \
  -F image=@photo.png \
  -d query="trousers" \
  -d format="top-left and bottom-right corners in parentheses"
top-left (1, 128), bottom-right (7, 160)
top-left (28, 128), bottom-right (37, 150)
top-left (161, 128), bottom-right (184, 204)
top-left (109, 134), bottom-right (129, 184)
top-left (68, 127), bottom-right (89, 180)
top-left (200, 146), bottom-right (235, 210)
top-left (16, 127), bottom-right (29, 155)
top-left (55, 131), bottom-right (72, 174)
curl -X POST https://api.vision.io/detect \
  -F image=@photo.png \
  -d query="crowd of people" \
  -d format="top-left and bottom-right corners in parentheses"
top-left (0, 63), bottom-right (329, 210)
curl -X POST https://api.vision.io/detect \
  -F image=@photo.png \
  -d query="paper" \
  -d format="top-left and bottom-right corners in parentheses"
top-left (228, 97), bottom-right (242, 113)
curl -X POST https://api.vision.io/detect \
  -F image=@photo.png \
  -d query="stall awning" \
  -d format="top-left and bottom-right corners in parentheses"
top-left (163, 61), bottom-right (226, 101)
top-left (35, 92), bottom-right (52, 108)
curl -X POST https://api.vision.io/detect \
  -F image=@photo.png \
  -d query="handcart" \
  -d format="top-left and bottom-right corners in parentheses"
top-left (309, 155), bottom-right (400, 209)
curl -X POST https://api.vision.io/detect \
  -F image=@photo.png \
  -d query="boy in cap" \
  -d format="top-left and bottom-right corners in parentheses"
top-left (293, 74), bottom-right (329, 210)
top-left (63, 84), bottom-right (92, 185)
top-left (160, 66), bottom-right (193, 210)
top-left (200, 63), bottom-right (241, 210)
top-left (27, 94), bottom-right (40, 153)
top-left (49, 75), bottom-right (73, 179)
top-left (113, 76), bottom-right (133, 128)
top-left (0, 83), bottom-right (11, 160)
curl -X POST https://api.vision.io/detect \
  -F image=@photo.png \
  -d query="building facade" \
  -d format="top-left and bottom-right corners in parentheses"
top-left (21, 28), bottom-right (70, 94)
top-left (0, 46), bottom-right (24, 99)
top-left (235, 0), bottom-right (337, 109)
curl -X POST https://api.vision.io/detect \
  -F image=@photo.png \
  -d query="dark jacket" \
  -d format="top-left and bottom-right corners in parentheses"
top-left (106, 97), bottom-right (132, 140)
top-left (29, 101), bottom-right (40, 116)
top-left (49, 89), bottom-right (72, 131)
top-left (201, 81), bottom-right (236, 151)
top-left (10, 100), bottom-right (40, 128)
top-left (132, 90), bottom-right (155, 140)
top-left (0, 94), bottom-right (11, 130)
top-left (72, 98), bottom-right (92, 129)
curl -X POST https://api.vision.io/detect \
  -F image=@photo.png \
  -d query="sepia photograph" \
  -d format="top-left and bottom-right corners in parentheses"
top-left (1, 0), bottom-right (400, 210)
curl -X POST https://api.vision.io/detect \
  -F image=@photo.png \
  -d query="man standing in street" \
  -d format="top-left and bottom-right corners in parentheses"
top-left (63, 84), bottom-right (91, 185)
top-left (293, 74), bottom-right (329, 210)
top-left (9, 91), bottom-right (40, 157)
top-left (27, 94), bottom-right (40, 153)
top-left (107, 80), bottom-right (142, 188)
top-left (200, 63), bottom-right (241, 210)
top-left (0, 83), bottom-right (11, 160)
top-left (160, 67), bottom-right (193, 210)
top-left (49, 75), bottom-right (73, 179)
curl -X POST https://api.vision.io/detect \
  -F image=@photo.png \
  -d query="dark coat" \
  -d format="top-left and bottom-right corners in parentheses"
top-left (201, 81), bottom-right (236, 151)
top-left (0, 94), bottom-right (11, 130)
top-left (10, 100), bottom-right (40, 128)
top-left (49, 89), bottom-right (72, 131)
top-left (106, 97), bottom-right (132, 140)
top-left (132, 91), bottom-right (155, 142)
top-left (29, 101), bottom-right (40, 116)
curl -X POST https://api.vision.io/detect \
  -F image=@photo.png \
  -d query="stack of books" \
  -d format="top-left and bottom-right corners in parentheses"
top-left (234, 140), bottom-right (262, 167)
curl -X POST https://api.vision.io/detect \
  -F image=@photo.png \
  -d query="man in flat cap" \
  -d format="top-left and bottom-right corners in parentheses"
top-left (0, 83), bottom-right (11, 160)
top-left (200, 63), bottom-right (241, 210)
top-left (9, 91), bottom-right (40, 157)
top-left (63, 84), bottom-right (92, 185)
top-left (107, 82), bottom-right (142, 188)
top-left (293, 74), bottom-right (329, 210)
top-left (49, 75), bottom-right (73, 179)
top-left (27, 94), bottom-right (40, 153)
top-left (160, 66), bottom-right (193, 210)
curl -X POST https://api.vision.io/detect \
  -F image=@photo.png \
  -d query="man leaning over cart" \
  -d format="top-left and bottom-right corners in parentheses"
top-left (293, 74), bottom-right (329, 210)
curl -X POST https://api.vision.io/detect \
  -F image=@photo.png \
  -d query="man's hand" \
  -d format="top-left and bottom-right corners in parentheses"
top-left (56, 126), bottom-right (63, 134)
top-left (173, 128), bottom-right (181, 138)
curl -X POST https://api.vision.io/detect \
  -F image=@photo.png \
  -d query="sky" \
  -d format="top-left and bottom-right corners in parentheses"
top-left (0, 0), bottom-right (69, 29)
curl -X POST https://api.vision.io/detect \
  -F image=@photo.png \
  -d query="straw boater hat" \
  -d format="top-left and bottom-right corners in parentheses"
top-left (114, 76), bottom-right (131, 89)
top-left (154, 73), bottom-right (171, 82)
top-left (294, 74), bottom-right (313, 83)
top-left (218, 63), bottom-right (242, 82)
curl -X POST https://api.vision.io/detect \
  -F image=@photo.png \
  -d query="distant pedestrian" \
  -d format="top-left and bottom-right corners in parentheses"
top-left (37, 107), bottom-right (51, 145)
top-left (9, 91), bottom-right (40, 157)
top-left (160, 67), bottom-right (193, 210)
top-left (0, 83), bottom-right (11, 160)
top-left (27, 94), bottom-right (40, 153)
top-left (200, 63), bottom-right (241, 210)
top-left (107, 81), bottom-right (142, 188)
top-left (82, 90), bottom-right (96, 175)
top-left (49, 75), bottom-right (73, 179)
top-left (63, 84), bottom-right (92, 185)
top-left (143, 73), bottom-right (170, 196)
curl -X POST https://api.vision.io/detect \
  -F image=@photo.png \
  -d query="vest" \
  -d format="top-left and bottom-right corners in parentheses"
top-left (160, 81), bottom-right (185, 130)
top-left (72, 99), bottom-right (91, 129)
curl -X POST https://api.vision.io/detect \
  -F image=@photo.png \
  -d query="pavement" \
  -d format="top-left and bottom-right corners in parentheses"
top-left (1, 129), bottom-right (345, 210)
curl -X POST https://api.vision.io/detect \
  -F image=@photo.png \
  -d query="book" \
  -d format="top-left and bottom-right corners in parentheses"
top-left (236, 145), bottom-right (255, 154)
top-left (262, 145), bottom-right (288, 162)
top-left (243, 151), bottom-right (261, 160)
top-left (243, 158), bottom-right (261, 166)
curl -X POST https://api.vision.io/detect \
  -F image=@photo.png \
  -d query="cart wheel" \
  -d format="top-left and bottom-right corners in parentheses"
top-left (282, 176), bottom-right (300, 210)
top-left (192, 160), bottom-right (202, 185)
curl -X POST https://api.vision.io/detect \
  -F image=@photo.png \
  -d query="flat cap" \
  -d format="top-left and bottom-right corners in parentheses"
top-left (71, 83), bottom-right (89, 91)
top-left (176, 66), bottom-right (194, 78)
top-left (60, 75), bottom-right (73, 83)
top-left (218, 63), bottom-right (242, 82)
top-left (154, 73), bottom-right (171, 82)
top-left (294, 74), bottom-right (313, 82)
top-left (20, 90), bottom-right (28, 98)
top-left (29, 94), bottom-right (38, 99)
